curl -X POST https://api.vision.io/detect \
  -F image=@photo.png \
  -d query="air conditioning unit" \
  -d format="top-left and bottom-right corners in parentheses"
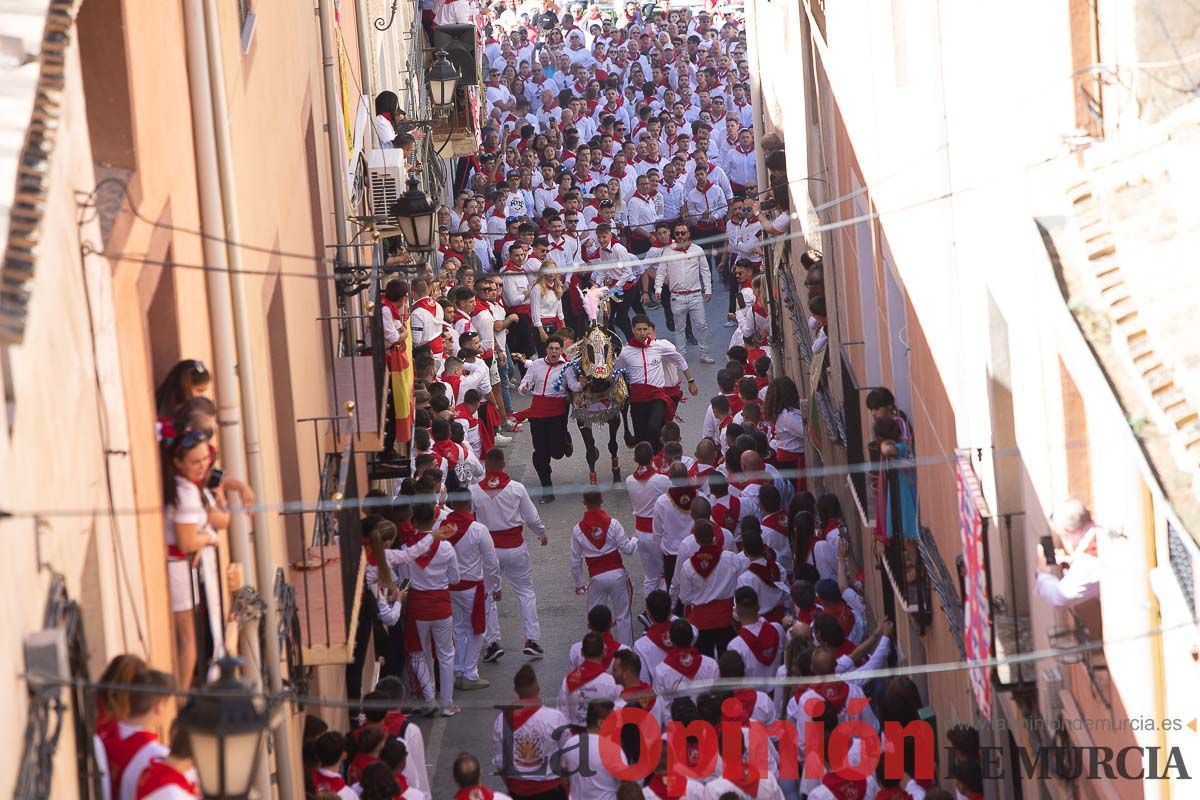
top-left (367, 148), bottom-right (407, 235)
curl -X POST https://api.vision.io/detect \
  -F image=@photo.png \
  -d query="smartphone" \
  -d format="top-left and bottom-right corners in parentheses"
top-left (1040, 536), bottom-right (1057, 566)
top-left (396, 579), bottom-right (412, 592)
top-left (206, 467), bottom-right (224, 490)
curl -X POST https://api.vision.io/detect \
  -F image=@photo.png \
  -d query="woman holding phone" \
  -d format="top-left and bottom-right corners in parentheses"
top-left (529, 261), bottom-right (565, 355)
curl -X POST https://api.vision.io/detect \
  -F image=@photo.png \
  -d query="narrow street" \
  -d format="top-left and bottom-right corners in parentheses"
top-left (416, 279), bottom-right (733, 797)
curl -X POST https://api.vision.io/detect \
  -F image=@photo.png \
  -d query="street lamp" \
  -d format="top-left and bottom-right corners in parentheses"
top-left (390, 175), bottom-right (437, 251)
top-left (178, 657), bottom-right (270, 800)
top-left (427, 50), bottom-right (461, 108)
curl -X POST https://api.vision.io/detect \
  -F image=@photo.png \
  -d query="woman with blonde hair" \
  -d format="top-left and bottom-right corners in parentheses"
top-left (529, 260), bottom-right (565, 355)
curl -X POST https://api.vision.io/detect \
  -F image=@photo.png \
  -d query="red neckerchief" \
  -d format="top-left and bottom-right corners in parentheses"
top-left (382, 709), bottom-right (408, 737)
top-left (738, 620), bottom-right (781, 665)
top-left (761, 511), bottom-right (787, 534)
top-left (414, 539), bottom-right (440, 570)
top-left (663, 646), bottom-right (702, 679)
top-left (747, 555), bottom-right (781, 586)
top-left (694, 179), bottom-right (713, 194)
top-left (394, 771), bottom-right (410, 795)
top-left (621, 681), bottom-right (656, 711)
top-left (454, 784), bottom-right (496, 800)
top-left (728, 771), bottom-right (762, 798)
top-left (565, 659), bottom-right (606, 693)
top-left (817, 598), bottom-right (856, 636)
top-left (874, 787), bottom-right (913, 800)
top-left (472, 298), bottom-right (492, 317)
top-left (480, 471), bottom-right (511, 492)
top-left (511, 698), bottom-right (542, 730)
top-left (821, 771), bottom-right (868, 800)
top-left (820, 517), bottom-right (842, 539)
top-left (599, 631), bottom-right (621, 669)
top-left (632, 464), bottom-right (656, 482)
top-left (501, 260), bottom-right (524, 273)
top-left (397, 521), bottom-right (418, 547)
top-left (580, 508), bottom-right (613, 549)
top-left (802, 679), bottom-right (850, 713)
top-left (432, 438), bottom-right (459, 468)
top-left (645, 621), bottom-right (672, 652)
top-left (444, 509), bottom-right (475, 545)
top-left (626, 335), bottom-right (654, 348)
top-left (725, 688), bottom-right (759, 724)
top-left (651, 451), bottom-right (669, 474)
top-left (668, 485), bottom-right (697, 511)
top-left (689, 543), bottom-right (723, 577)
top-left (413, 296), bottom-right (439, 316)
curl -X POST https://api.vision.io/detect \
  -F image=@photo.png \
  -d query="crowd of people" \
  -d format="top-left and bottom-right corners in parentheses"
top-left (90, 0), bottom-right (1007, 798)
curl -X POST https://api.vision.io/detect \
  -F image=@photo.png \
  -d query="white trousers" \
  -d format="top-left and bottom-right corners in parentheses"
top-left (451, 587), bottom-right (486, 681)
top-left (637, 534), bottom-right (665, 598)
top-left (408, 617), bottom-right (455, 705)
top-left (588, 569), bottom-right (634, 645)
top-left (485, 544), bottom-right (541, 644)
top-left (671, 291), bottom-right (710, 357)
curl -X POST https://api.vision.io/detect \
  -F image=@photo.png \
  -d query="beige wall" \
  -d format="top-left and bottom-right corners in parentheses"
top-left (749, 0), bottom-right (1199, 794)
top-left (0, 39), bottom-right (151, 797)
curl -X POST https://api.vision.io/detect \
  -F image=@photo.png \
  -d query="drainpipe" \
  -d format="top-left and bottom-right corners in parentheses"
top-left (354, 0), bottom-right (374, 103)
top-left (198, 0), bottom-right (300, 796)
top-left (744, 0), bottom-right (768, 191)
top-left (318, 0), bottom-right (352, 312)
top-left (180, 4), bottom-right (273, 799)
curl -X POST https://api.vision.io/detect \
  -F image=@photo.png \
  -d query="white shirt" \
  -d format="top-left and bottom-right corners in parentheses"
top-left (570, 517), bottom-right (639, 588)
top-left (402, 538), bottom-right (459, 591)
top-left (529, 284), bottom-right (564, 324)
top-left (491, 704), bottom-right (569, 786)
top-left (1036, 551), bottom-right (1102, 607)
top-left (704, 775), bottom-right (786, 800)
top-left (683, 181), bottom-right (729, 224)
top-left (737, 560), bottom-right (791, 618)
top-left (725, 218), bottom-right (763, 263)
top-left (111, 722), bottom-right (170, 800)
top-left (499, 263), bottom-right (532, 309)
top-left (771, 408), bottom-right (805, 454)
top-left (470, 304), bottom-right (497, 354)
top-left (546, 233), bottom-right (582, 268)
top-left (653, 244), bottom-right (711, 295)
top-left (489, 300), bottom-right (510, 351)
top-left (561, 732), bottom-right (621, 800)
top-left (519, 356), bottom-right (570, 400)
top-left (786, 683), bottom-right (877, 757)
top-left (557, 667), bottom-right (622, 727)
top-left (374, 114), bottom-right (398, 148)
top-left (653, 651), bottom-right (719, 719)
top-left (633, 631), bottom-right (673, 686)
top-left (727, 620), bottom-right (786, 682)
top-left (652, 493), bottom-right (695, 557)
top-left (410, 297), bottom-right (447, 349)
top-left (627, 471), bottom-right (672, 523)
top-left (470, 479), bottom-right (547, 543)
top-left (616, 338), bottom-right (689, 387)
top-left (450, 519), bottom-right (502, 590)
top-left (674, 548), bottom-right (750, 609)
top-left (722, 147), bottom-right (757, 187)
top-left (626, 192), bottom-right (660, 238)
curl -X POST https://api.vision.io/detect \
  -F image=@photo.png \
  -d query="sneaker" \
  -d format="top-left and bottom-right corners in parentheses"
top-left (700, 355), bottom-right (716, 364)
top-left (523, 640), bottom-right (545, 658)
top-left (502, 416), bottom-right (520, 432)
top-left (482, 642), bottom-right (504, 663)
top-left (494, 433), bottom-right (513, 446)
top-left (723, 320), bottom-right (737, 328)
top-left (440, 705), bottom-right (462, 717)
top-left (458, 676), bottom-right (490, 691)
top-left (539, 492), bottom-right (556, 505)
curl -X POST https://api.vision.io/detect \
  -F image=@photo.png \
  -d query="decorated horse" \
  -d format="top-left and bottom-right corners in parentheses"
top-left (557, 286), bottom-right (636, 484)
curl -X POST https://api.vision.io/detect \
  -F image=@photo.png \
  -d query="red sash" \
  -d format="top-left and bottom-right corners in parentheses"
top-left (135, 760), bottom-right (197, 799)
top-left (525, 394), bottom-right (569, 418)
top-left (407, 587), bottom-right (452, 620)
top-left (586, 550), bottom-right (624, 577)
top-left (565, 659), bottom-right (606, 693)
top-left (449, 579), bottom-right (487, 634)
top-left (635, 515), bottom-right (654, 533)
top-left (629, 382), bottom-right (675, 414)
top-left (737, 622), bottom-right (781, 666)
top-left (685, 597), bottom-right (734, 630)
top-left (491, 525), bottom-right (525, 549)
top-left (663, 646), bottom-right (703, 679)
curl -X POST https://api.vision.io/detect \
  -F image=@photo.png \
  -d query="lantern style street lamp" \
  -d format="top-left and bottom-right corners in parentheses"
top-left (178, 658), bottom-right (270, 800)
top-left (427, 50), bottom-right (461, 108)
top-left (390, 176), bottom-right (437, 251)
